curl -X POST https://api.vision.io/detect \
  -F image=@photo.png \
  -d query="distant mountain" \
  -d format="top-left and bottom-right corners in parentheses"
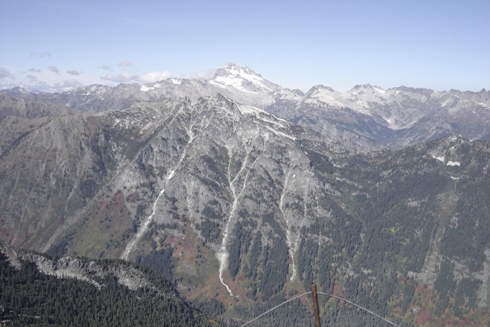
top-left (210, 62), bottom-right (282, 93)
top-left (1, 90), bottom-right (490, 326)
top-left (0, 93), bottom-right (76, 119)
top-left (2, 63), bottom-right (489, 150)
top-left (268, 84), bottom-right (490, 149)
top-left (2, 63), bottom-right (276, 113)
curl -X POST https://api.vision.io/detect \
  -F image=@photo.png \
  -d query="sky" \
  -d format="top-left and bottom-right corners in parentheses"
top-left (0, 0), bottom-right (489, 93)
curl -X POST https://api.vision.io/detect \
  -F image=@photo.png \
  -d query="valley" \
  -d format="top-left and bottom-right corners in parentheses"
top-left (1, 63), bottom-right (490, 326)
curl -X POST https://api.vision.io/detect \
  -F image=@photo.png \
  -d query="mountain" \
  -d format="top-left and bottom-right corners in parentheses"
top-left (0, 243), bottom-right (222, 326)
top-left (2, 64), bottom-right (489, 150)
top-left (4, 63), bottom-right (277, 113)
top-left (0, 93), bottom-right (76, 119)
top-left (210, 62), bottom-right (282, 93)
top-left (1, 88), bottom-right (490, 326)
top-left (267, 84), bottom-right (490, 149)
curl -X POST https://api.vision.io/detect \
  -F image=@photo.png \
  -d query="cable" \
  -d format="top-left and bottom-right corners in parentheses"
top-left (239, 292), bottom-right (312, 327)
top-left (317, 292), bottom-right (401, 327)
top-left (238, 290), bottom-right (402, 327)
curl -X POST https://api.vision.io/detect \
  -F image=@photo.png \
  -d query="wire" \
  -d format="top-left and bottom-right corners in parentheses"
top-left (238, 290), bottom-right (402, 327)
top-left (317, 292), bottom-right (401, 327)
top-left (239, 292), bottom-right (312, 327)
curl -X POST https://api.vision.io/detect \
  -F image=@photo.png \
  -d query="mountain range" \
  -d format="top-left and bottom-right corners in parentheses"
top-left (1, 63), bottom-right (490, 326)
top-left (3, 62), bottom-right (489, 150)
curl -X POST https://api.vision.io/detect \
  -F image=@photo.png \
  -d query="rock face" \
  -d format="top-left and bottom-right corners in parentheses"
top-left (0, 243), bottom-right (152, 291)
top-left (0, 243), bottom-right (218, 327)
top-left (1, 65), bottom-right (490, 326)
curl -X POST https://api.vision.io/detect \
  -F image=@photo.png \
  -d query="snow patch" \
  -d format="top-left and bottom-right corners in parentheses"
top-left (238, 104), bottom-right (263, 115)
top-left (432, 155), bottom-right (445, 163)
top-left (140, 85), bottom-right (154, 92)
top-left (441, 98), bottom-right (456, 107)
top-left (237, 104), bottom-right (297, 141)
top-left (210, 64), bottom-right (275, 93)
top-left (210, 79), bottom-right (253, 93)
top-left (305, 92), bottom-right (344, 107)
top-left (264, 125), bottom-right (296, 141)
top-left (447, 161), bottom-right (461, 166)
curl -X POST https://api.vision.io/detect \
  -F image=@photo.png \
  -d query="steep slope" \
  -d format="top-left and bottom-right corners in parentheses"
top-left (1, 93), bottom-right (490, 326)
top-left (0, 243), bottom-right (221, 326)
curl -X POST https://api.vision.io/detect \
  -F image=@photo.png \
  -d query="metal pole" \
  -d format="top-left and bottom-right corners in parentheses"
top-left (311, 282), bottom-right (321, 327)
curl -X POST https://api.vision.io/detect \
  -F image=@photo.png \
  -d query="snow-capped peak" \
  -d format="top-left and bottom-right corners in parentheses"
top-left (220, 63), bottom-right (258, 78)
top-left (349, 84), bottom-right (386, 94)
top-left (209, 63), bottom-right (281, 93)
top-left (303, 85), bottom-right (345, 108)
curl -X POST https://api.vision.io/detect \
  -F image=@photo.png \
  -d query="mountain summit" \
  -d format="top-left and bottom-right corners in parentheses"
top-left (210, 62), bottom-right (281, 93)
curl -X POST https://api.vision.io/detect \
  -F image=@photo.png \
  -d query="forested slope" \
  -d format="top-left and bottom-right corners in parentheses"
top-left (0, 248), bottom-right (221, 326)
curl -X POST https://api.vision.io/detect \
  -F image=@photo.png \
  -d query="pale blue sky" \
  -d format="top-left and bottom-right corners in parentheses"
top-left (1, 0), bottom-right (489, 92)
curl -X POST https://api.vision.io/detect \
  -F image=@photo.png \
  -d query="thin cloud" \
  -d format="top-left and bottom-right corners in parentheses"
top-left (23, 74), bottom-right (43, 85)
top-left (16, 75), bottom-right (50, 92)
top-left (100, 65), bottom-right (113, 71)
top-left (100, 70), bottom-right (172, 84)
top-left (138, 71), bottom-right (171, 83)
top-left (19, 76), bottom-right (83, 93)
top-left (30, 52), bottom-right (51, 59)
top-left (0, 67), bottom-right (15, 80)
top-left (101, 71), bottom-right (139, 83)
top-left (0, 67), bottom-right (83, 93)
top-left (177, 69), bottom-right (216, 80)
top-left (0, 68), bottom-right (16, 89)
top-left (0, 81), bottom-right (17, 90)
top-left (119, 60), bottom-right (133, 67)
top-left (67, 70), bottom-right (82, 76)
top-left (48, 66), bottom-right (60, 75)
top-left (54, 79), bottom-right (84, 91)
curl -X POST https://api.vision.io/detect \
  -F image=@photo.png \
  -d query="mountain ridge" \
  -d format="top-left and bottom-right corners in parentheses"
top-left (0, 242), bottom-right (222, 326)
top-left (2, 63), bottom-right (489, 150)
top-left (1, 65), bottom-right (490, 326)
